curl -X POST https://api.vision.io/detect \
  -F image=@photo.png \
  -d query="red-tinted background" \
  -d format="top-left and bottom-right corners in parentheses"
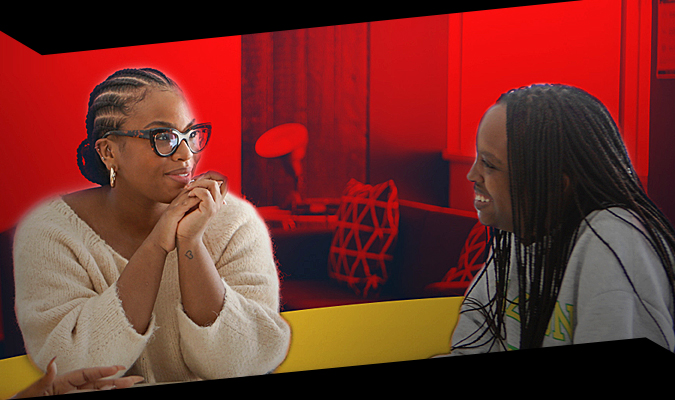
top-left (0, 35), bottom-right (241, 232)
top-left (3, 0), bottom-right (674, 343)
top-left (445, 0), bottom-right (651, 211)
top-left (0, 0), bottom-right (658, 233)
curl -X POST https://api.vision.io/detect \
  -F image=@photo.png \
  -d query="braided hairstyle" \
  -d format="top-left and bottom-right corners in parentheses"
top-left (77, 68), bottom-right (180, 185)
top-left (454, 83), bottom-right (675, 350)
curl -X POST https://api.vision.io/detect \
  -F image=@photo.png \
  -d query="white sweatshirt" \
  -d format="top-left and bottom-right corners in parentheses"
top-left (450, 207), bottom-right (675, 354)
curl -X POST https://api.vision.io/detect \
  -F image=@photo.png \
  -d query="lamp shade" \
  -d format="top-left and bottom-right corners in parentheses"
top-left (255, 123), bottom-right (309, 158)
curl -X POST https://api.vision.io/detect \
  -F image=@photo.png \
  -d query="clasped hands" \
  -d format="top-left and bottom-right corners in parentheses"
top-left (152, 171), bottom-right (228, 253)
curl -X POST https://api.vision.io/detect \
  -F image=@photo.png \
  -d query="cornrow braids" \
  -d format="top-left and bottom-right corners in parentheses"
top-left (455, 83), bottom-right (675, 351)
top-left (77, 68), bottom-right (180, 185)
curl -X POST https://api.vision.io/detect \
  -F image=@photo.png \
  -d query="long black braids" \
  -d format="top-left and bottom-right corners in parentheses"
top-left (451, 228), bottom-right (512, 351)
top-left (453, 83), bottom-right (675, 351)
top-left (76, 68), bottom-right (180, 186)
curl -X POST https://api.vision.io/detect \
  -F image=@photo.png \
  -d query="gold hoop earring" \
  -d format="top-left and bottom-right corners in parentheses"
top-left (109, 167), bottom-right (117, 188)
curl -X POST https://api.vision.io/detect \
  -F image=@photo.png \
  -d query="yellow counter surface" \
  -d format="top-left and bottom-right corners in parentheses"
top-left (0, 296), bottom-right (463, 397)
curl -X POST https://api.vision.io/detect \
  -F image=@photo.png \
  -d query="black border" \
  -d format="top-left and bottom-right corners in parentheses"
top-left (87, 339), bottom-right (672, 396)
top-left (2, 2), bottom-right (572, 55)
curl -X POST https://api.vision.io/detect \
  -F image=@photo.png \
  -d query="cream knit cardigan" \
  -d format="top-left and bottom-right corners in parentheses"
top-left (13, 193), bottom-right (291, 383)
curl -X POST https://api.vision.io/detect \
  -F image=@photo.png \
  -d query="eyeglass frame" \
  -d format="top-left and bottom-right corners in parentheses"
top-left (101, 122), bottom-right (212, 157)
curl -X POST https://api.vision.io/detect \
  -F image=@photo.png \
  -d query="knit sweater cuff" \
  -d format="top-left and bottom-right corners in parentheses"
top-left (174, 279), bottom-right (278, 378)
top-left (96, 282), bottom-right (157, 364)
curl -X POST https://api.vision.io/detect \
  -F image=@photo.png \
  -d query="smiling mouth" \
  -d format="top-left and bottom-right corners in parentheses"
top-left (166, 168), bottom-right (193, 185)
top-left (475, 193), bottom-right (491, 203)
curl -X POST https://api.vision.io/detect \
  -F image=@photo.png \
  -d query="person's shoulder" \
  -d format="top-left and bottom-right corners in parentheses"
top-left (211, 193), bottom-right (267, 230)
top-left (16, 188), bottom-right (108, 238)
top-left (580, 207), bottom-right (643, 235)
top-left (575, 207), bottom-right (656, 258)
top-left (222, 192), bottom-right (254, 210)
top-left (13, 195), bottom-right (80, 250)
top-left (218, 192), bottom-right (259, 217)
top-left (204, 193), bottom-right (271, 249)
top-left (17, 196), bottom-right (69, 231)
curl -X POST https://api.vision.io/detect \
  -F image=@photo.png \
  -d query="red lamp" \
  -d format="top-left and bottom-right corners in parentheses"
top-left (255, 123), bottom-right (309, 210)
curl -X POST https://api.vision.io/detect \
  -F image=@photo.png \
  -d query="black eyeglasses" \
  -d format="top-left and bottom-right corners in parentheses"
top-left (102, 123), bottom-right (212, 157)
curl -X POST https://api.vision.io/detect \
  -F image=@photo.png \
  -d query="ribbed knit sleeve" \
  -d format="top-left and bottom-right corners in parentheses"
top-left (13, 199), bottom-right (156, 374)
top-left (175, 194), bottom-right (291, 378)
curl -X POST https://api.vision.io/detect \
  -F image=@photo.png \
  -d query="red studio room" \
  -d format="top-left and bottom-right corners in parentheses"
top-left (1, 0), bottom-right (675, 396)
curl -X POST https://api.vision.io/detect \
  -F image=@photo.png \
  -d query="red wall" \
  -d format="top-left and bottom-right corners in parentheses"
top-left (0, 34), bottom-right (241, 232)
top-left (364, 0), bottom-right (649, 213)
top-left (369, 15), bottom-right (450, 206)
top-left (0, 1), bottom-right (657, 229)
top-left (446, 0), bottom-right (636, 211)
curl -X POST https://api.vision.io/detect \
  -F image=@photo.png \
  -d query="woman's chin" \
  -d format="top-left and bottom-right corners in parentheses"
top-left (157, 189), bottom-right (185, 205)
top-left (477, 213), bottom-right (513, 233)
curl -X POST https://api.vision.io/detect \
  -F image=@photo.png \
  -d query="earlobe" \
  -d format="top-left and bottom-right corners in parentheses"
top-left (96, 138), bottom-right (120, 188)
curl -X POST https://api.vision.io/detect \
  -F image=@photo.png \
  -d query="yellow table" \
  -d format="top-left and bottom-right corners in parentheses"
top-left (0, 296), bottom-right (463, 396)
top-left (273, 296), bottom-right (462, 373)
top-left (0, 355), bottom-right (43, 399)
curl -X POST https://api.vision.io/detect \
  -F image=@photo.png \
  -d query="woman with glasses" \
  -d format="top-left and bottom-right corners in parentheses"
top-left (12, 68), bottom-right (291, 386)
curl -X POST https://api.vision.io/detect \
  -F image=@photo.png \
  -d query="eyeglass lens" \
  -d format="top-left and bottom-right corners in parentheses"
top-left (154, 126), bottom-right (209, 155)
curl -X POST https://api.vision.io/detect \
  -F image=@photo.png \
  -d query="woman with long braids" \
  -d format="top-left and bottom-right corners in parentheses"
top-left (12, 68), bottom-right (291, 386)
top-left (449, 83), bottom-right (675, 353)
